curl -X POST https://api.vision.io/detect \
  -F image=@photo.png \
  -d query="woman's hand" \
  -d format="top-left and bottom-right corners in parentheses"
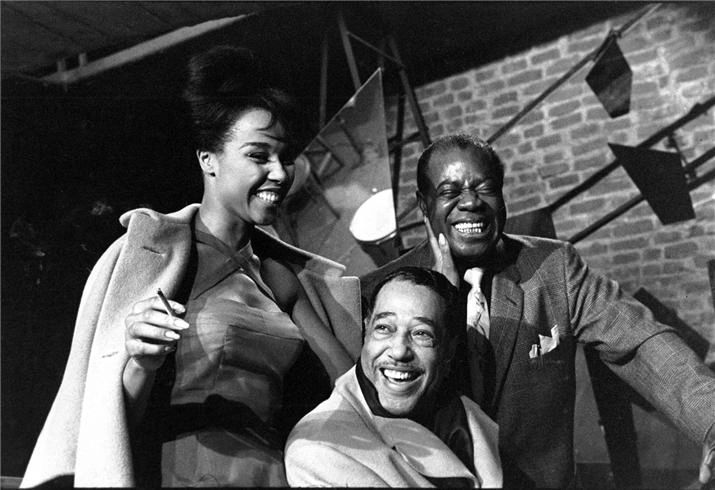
top-left (123, 295), bottom-right (188, 426)
top-left (424, 215), bottom-right (459, 287)
top-left (124, 296), bottom-right (189, 373)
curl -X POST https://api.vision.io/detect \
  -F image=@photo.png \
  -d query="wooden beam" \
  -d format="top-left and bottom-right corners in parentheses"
top-left (42, 14), bottom-right (252, 85)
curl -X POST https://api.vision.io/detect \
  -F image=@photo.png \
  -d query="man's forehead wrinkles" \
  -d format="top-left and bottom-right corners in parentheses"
top-left (436, 174), bottom-right (487, 189)
top-left (372, 311), bottom-right (395, 321)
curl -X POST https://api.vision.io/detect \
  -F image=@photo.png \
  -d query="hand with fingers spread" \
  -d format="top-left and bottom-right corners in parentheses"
top-left (424, 215), bottom-right (459, 287)
top-left (124, 295), bottom-right (189, 373)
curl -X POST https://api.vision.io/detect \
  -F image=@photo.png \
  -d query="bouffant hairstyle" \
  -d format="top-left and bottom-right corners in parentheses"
top-left (182, 45), bottom-right (302, 156)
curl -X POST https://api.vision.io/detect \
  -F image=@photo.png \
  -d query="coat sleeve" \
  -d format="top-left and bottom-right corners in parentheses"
top-left (298, 270), bottom-right (363, 362)
top-left (285, 439), bottom-right (391, 487)
top-left (254, 228), bottom-right (364, 363)
top-left (563, 241), bottom-right (715, 444)
top-left (21, 237), bottom-right (125, 488)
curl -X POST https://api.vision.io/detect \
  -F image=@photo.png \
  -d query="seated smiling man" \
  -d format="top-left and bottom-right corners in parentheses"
top-left (284, 266), bottom-right (502, 488)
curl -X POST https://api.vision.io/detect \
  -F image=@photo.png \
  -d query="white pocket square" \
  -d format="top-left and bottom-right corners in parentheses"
top-left (530, 325), bottom-right (560, 358)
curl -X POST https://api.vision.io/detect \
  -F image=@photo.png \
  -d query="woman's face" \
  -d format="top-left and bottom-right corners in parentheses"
top-left (201, 108), bottom-right (295, 226)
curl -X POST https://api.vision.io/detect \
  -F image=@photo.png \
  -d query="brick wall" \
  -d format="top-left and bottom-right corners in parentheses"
top-left (390, 3), bottom-right (715, 348)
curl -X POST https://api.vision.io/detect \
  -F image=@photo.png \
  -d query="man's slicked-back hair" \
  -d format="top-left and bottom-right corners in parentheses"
top-left (182, 45), bottom-right (304, 156)
top-left (367, 266), bottom-right (462, 341)
top-left (416, 133), bottom-right (504, 195)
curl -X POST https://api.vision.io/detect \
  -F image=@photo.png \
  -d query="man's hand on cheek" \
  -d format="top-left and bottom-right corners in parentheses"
top-left (424, 215), bottom-right (458, 287)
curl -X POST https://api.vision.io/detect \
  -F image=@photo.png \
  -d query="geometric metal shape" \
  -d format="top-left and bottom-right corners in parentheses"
top-left (504, 206), bottom-right (557, 238)
top-left (285, 69), bottom-right (392, 275)
top-left (609, 143), bottom-right (695, 225)
top-left (286, 155), bottom-right (340, 218)
top-left (586, 38), bottom-right (632, 118)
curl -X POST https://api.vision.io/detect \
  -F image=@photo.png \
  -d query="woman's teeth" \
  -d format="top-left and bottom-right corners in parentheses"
top-left (454, 221), bottom-right (486, 234)
top-left (382, 368), bottom-right (418, 382)
top-left (256, 191), bottom-right (280, 204)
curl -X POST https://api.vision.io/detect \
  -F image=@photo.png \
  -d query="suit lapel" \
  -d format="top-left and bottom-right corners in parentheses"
top-left (487, 261), bottom-right (523, 412)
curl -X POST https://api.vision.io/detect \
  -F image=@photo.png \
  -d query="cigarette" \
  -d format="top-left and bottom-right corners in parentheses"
top-left (156, 288), bottom-right (175, 317)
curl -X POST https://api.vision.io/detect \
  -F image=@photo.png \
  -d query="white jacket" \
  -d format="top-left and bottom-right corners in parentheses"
top-left (285, 366), bottom-right (503, 488)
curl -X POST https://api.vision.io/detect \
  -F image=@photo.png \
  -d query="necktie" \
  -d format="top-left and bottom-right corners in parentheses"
top-left (463, 267), bottom-right (490, 405)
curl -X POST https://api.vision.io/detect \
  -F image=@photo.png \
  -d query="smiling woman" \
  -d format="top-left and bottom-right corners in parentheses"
top-left (197, 108), bottom-right (294, 233)
top-left (21, 46), bottom-right (359, 488)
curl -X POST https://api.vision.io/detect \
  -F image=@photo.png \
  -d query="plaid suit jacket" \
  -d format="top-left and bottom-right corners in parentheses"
top-left (361, 234), bottom-right (715, 488)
